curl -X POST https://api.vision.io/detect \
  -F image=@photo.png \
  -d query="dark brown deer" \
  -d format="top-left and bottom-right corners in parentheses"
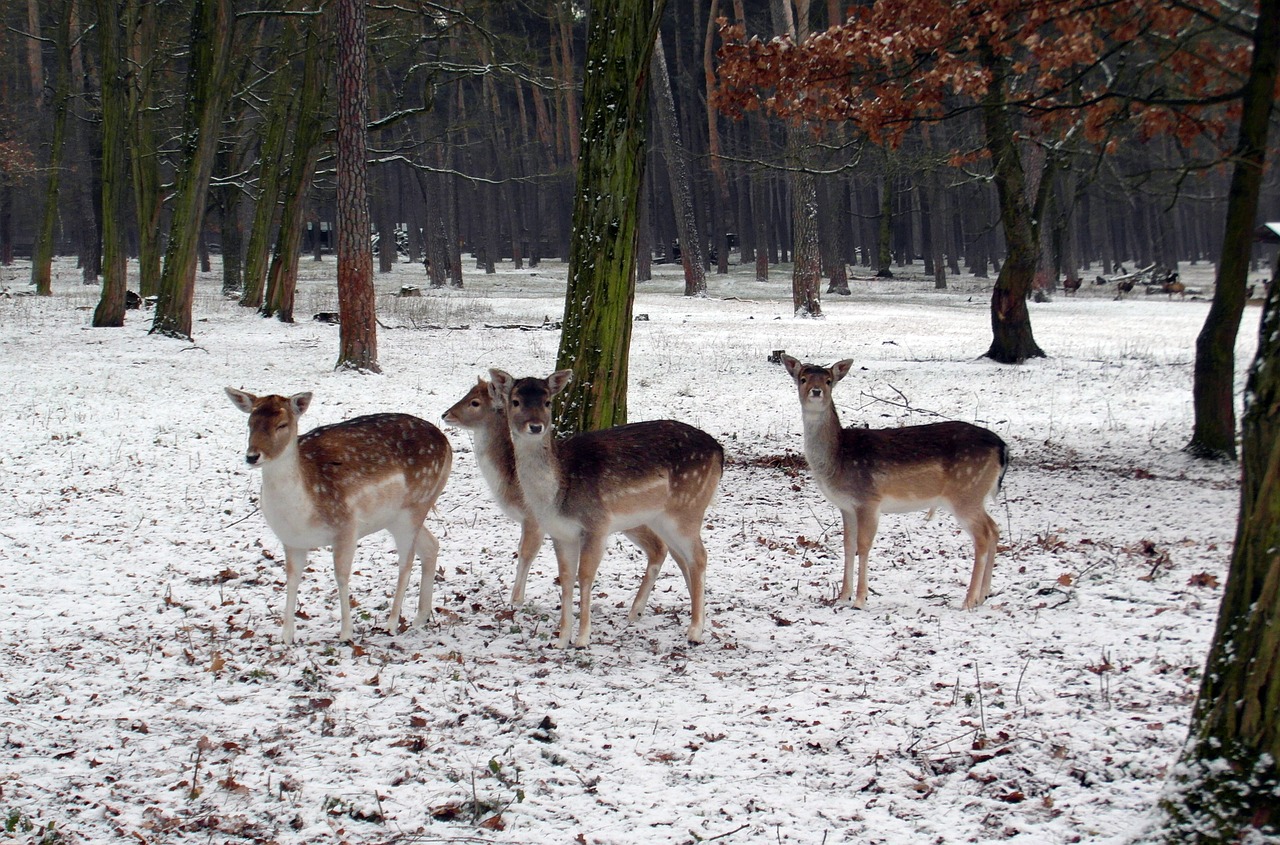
top-left (226, 388), bottom-right (452, 643)
top-left (488, 369), bottom-right (723, 648)
top-left (780, 356), bottom-right (1008, 609)
top-left (442, 377), bottom-right (669, 612)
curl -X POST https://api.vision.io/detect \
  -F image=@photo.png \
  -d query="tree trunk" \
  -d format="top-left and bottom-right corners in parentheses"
top-left (127, 0), bottom-right (162, 298)
top-left (31, 1), bottom-right (72, 297)
top-left (651, 33), bottom-right (706, 296)
top-left (335, 0), bottom-right (379, 372)
top-left (263, 19), bottom-right (328, 324)
top-left (554, 0), bottom-right (667, 435)
top-left (1151, 15), bottom-right (1280, 819)
top-left (92, 0), bottom-right (128, 327)
top-left (980, 53), bottom-right (1045, 364)
top-left (150, 0), bottom-right (234, 339)
top-left (703, 0), bottom-right (731, 275)
top-left (1186, 0), bottom-right (1279, 461)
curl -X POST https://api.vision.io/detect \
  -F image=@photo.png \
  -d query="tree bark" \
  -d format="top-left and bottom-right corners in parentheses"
top-left (92, 0), bottom-right (129, 327)
top-left (1187, 0), bottom-right (1280, 461)
top-left (335, 0), bottom-right (379, 372)
top-left (127, 0), bottom-right (162, 298)
top-left (980, 52), bottom-right (1045, 364)
top-left (150, 0), bottom-right (234, 339)
top-left (31, 0), bottom-right (72, 297)
top-left (651, 33), bottom-right (706, 296)
top-left (554, 0), bottom-right (667, 435)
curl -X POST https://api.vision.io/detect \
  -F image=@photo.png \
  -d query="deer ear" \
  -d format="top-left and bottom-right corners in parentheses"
top-left (547, 369), bottom-right (574, 395)
top-left (830, 360), bottom-right (854, 384)
top-left (781, 355), bottom-right (803, 380)
top-left (488, 369), bottom-right (515, 399)
top-left (225, 387), bottom-right (256, 414)
top-left (290, 392), bottom-right (313, 417)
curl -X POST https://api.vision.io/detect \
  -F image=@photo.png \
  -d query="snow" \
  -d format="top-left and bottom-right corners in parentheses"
top-left (0, 257), bottom-right (1261, 844)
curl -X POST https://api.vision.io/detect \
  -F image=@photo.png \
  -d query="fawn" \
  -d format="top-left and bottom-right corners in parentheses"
top-left (488, 369), bottom-right (724, 648)
top-left (225, 388), bottom-right (452, 643)
top-left (780, 356), bottom-right (1008, 609)
top-left (442, 377), bottom-right (669, 611)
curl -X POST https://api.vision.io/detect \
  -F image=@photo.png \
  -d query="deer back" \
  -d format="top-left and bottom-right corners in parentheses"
top-left (554, 420), bottom-right (724, 530)
top-left (829, 421), bottom-right (1007, 512)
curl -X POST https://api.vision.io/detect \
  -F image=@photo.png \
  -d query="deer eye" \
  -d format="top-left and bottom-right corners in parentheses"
top-left (511, 399), bottom-right (520, 408)
top-left (470, 400), bottom-right (481, 407)
top-left (276, 423), bottom-right (288, 431)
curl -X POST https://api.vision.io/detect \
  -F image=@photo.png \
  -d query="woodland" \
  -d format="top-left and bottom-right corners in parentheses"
top-left (2, 0), bottom-right (1280, 842)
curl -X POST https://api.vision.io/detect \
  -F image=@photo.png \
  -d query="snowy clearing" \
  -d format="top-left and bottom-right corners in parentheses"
top-left (0, 257), bottom-right (1260, 844)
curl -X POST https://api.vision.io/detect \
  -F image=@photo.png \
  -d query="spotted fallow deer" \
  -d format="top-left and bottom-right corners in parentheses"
top-left (487, 369), bottom-right (724, 648)
top-left (225, 388), bottom-right (452, 644)
top-left (443, 377), bottom-right (669, 611)
top-left (780, 356), bottom-right (1008, 609)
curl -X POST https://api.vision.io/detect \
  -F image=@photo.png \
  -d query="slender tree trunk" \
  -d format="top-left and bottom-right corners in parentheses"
top-left (704, 0), bottom-right (731, 275)
top-left (31, 1), bottom-right (72, 296)
top-left (127, 0), bottom-right (162, 298)
top-left (150, 0), bottom-right (234, 339)
top-left (980, 52), bottom-right (1045, 364)
top-left (240, 51), bottom-right (296, 309)
top-left (651, 33), bottom-right (705, 296)
top-left (335, 0), bottom-right (379, 371)
top-left (876, 169), bottom-right (894, 278)
top-left (555, 0), bottom-right (667, 435)
top-left (1186, 0), bottom-right (1279, 461)
top-left (93, 0), bottom-right (129, 327)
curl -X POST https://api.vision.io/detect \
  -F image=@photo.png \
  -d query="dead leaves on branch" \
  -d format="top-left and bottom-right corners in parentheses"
top-left (714, 0), bottom-right (1249, 150)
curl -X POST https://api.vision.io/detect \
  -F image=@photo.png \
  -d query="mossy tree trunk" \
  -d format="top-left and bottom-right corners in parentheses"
top-left (553, 0), bottom-right (667, 435)
top-left (150, 0), bottom-right (234, 340)
top-left (1149, 5), bottom-right (1280, 839)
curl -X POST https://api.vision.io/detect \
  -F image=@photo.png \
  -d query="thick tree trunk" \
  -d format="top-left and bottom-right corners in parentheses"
top-left (1187, 0), bottom-right (1279, 461)
top-left (1152, 239), bottom-right (1280, 841)
top-left (555, 0), bottom-right (667, 435)
top-left (335, 0), bottom-right (379, 372)
top-left (127, 0), bottom-right (162, 298)
top-left (980, 55), bottom-right (1045, 364)
top-left (150, 0), bottom-right (234, 339)
top-left (92, 0), bottom-right (128, 327)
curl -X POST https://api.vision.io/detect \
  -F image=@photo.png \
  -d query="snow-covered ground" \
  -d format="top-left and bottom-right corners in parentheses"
top-left (0, 256), bottom-right (1261, 844)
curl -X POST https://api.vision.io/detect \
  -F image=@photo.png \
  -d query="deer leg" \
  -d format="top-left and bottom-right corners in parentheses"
top-left (511, 518), bottom-right (542, 606)
top-left (550, 537), bottom-right (580, 649)
top-left (624, 527), bottom-right (667, 622)
top-left (573, 533), bottom-right (608, 649)
top-left (961, 511), bottom-right (999, 609)
top-left (332, 533), bottom-right (357, 642)
top-left (852, 507), bottom-right (880, 609)
top-left (649, 521), bottom-right (706, 644)
top-left (837, 510), bottom-right (858, 603)
top-left (387, 522), bottom-right (417, 634)
top-left (281, 547), bottom-right (307, 645)
top-left (412, 522), bottom-right (439, 627)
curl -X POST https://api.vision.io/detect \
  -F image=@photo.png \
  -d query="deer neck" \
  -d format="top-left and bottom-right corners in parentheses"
top-left (799, 401), bottom-right (844, 482)
top-left (471, 410), bottom-right (522, 517)
top-left (510, 432), bottom-right (575, 536)
top-left (257, 439), bottom-right (319, 539)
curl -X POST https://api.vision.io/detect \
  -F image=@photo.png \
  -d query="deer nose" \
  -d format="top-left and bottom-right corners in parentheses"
top-left (245, 451), bottom-right (261, 466)
top-left (528, 423), bottom-right (544, 435)
top-left (808, 388), bottom-right (823, 399)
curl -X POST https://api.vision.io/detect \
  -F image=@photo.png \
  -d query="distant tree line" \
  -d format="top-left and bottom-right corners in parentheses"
top-left (3, 0), bottom-right (1277, 309)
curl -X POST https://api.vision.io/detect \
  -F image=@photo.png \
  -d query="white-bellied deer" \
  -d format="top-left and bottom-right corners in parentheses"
top-left (780, 356), bottom-right (1008, 609)
top-left (442, 378), bottom-right (669, 610)
top-left (225, 388), bottom-right (452, 644)
top-left (488, 369), bottom-right (724, 648)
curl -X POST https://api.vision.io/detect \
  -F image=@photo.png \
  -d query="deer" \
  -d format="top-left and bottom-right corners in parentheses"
top-left (225, 388), bottom-right (452, 644)
top-left (442, 377), bottom-right (669, 612)
top-left (487, 369), bottom-right (724, 649)
top-left (780, 356), bottom-right (1008, 610)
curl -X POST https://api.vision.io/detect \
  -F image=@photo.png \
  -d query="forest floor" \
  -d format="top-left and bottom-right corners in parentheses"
top-left (0, 255), bottom-right (1269, 844)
